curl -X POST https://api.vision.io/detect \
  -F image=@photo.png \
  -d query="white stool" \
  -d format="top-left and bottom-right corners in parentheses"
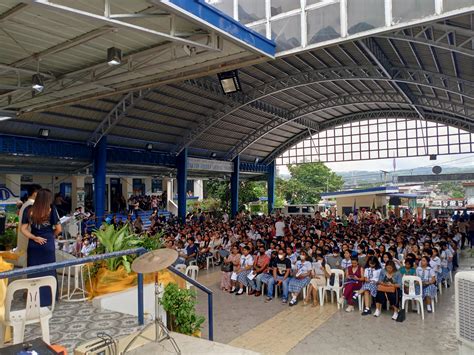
top-left (60, 263), bottom-right (92, 302)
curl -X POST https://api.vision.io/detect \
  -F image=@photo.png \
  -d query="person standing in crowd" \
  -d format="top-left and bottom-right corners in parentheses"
top-left (16, 184), bottom-right (41, 267)
top-left (20, 189), bottom-right (62, 306)
top-left (275, 216), bottom-right (285, 239)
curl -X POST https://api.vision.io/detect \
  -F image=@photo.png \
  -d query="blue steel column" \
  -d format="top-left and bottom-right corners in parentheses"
top-left (177, 148), bottom-right (188, 223)
top-left (267, 160), bottom-right (276, 215)
top-left (231, 156), bottom-right (240, 218)
top-left (93, 137), bottom-right (107, 227)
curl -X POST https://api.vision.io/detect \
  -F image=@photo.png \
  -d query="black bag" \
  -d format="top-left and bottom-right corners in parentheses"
top-left (221, 263), bottom-right (233, 272)
top-left (396, 309), bottom-right (406, 322)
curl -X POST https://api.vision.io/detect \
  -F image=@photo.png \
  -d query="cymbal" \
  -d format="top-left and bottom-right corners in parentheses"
top-left (131, 248), bottom-right (178, 274)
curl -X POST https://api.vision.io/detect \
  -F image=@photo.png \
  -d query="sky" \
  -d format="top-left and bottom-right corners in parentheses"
top-left (277, 153), bottom-right (474, 175)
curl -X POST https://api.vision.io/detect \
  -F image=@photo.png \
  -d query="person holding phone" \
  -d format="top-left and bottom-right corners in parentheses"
top-left (342, 256), bottom-right (364, 312)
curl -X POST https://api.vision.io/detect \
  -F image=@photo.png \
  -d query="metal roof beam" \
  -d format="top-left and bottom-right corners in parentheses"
top-left (235, 91), bottom-right (473, 162)
top-left (31, 0), bottom-right (219, 52)
top-left (0, 3), bottom-right (29, 22)
top-left (87, 89), bottom-right (151, 147)
top-left (264, 109), bottom-right (474, 164)
top-left (357, 38), bottom-right (427, 121)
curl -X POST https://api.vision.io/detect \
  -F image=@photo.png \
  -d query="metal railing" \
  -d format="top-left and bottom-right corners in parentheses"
top-left (0, 248), bottom-right (214, 341)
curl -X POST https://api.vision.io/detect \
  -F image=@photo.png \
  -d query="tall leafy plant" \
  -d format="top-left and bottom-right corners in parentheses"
top-left (94, 224), bottom-right (135, 272)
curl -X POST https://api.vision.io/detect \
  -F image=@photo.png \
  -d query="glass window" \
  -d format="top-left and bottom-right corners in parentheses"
top-left (271, 14), bottom-right (301, 51)
top-left (392, 0), bottom-right (436, 24)
top-left (307, 3), bottom-right (341, 45)
top-left (239, 0), bottom-right (266, 24)
top-left (271, 0), bottom-right (301, 16)
top-left (249, 22), bottom-right (268, 37)
top-left (348, 0), bottom-right (385, 35)
top-left (444, 0), bottom-right (474, 12)
top-left (206, 0), bottom-right (234, 17)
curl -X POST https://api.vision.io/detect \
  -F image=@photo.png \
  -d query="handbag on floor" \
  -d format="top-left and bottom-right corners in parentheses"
top-left (221, 263), bottom-right (233, 272)
top-left (396, 309), bottom-right (406, 322)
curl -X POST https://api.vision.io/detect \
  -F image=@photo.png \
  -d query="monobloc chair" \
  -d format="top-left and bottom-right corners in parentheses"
top-left (174, 264), bottom-right (187, 274)
top-left (0, 276), bottom-right (57, 346)
top-left (185, 265), bottom-right (199, 289)
top-left (320, 269), bottom-right (345, 308)
top-left (401, 275), bottom-right (429, 320)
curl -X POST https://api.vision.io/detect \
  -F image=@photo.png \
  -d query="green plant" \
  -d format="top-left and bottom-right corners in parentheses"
top-left (94, 224), bottom-right (136, 272)
top-left (160, 283), bottom-right (205, 336)
top-left (0, 228), bottom-right (17, 249)
top-left (129, 230), bottom-right (164, 251)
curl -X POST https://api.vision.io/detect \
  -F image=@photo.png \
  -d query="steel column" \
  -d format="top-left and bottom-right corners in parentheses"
top-left (267, 161), bottom-right (276, 215)
top-left (93, 137), bottom-right (107, 227)
top-left (177, 148), bottom-right (188, 223)
top-left (231, 156), bottom-right (240, 218)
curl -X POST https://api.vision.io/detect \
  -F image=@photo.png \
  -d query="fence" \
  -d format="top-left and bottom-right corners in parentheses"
top-left (0, 248), bottom-right (214, 341)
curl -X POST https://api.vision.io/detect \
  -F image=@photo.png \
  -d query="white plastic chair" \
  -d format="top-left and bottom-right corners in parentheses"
top-left (0, 276), bottom-right (57, 346)
top-left (320, 269), bottom-right (345, 308)
top-left (206, 255), bottom-right (215, 270)
top-left (175, 264), bottom-right (186, 274)
top-left (401, 275), bottom-right (425, 320)
top-left (185, 265), bottom-right (199, 289)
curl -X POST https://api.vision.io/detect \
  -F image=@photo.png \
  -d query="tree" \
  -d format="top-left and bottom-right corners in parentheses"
top-left (437, 182), bottom-right (465, 198)
top-left (279, 162), bottom-right (344, 204)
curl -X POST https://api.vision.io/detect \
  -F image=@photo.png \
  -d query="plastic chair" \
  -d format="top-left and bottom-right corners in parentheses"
top-left (320, 269), bottom-right (345, 308)
top-left (0, 276), bottom-right (57, 346)
top-left (206, 255), bottom-right (215, 270)
top-left (185, 265), bottom-right (199, 289)
top-left (175, 264), bottom-right (186, 274)
top-left (401, 275), bottom-right (425, 320)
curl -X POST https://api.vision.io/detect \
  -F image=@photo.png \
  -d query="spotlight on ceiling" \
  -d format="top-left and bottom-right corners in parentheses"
top-left (146, 143), bottom-right (153, 151)
top-left (107, 47), bottom-right (122, 66)
top-left (254, 157), bottom-right (260, 164)
top-left (32, 74), bottom-right (45, 93)
top-left (217, 70), bottom-right (241, 94)
top-left (210, 152), bottom-right (217, 158)
top-left (430, 154), bottom-right (437, 161)
top-left (38, 128), bottom-right (49, 138)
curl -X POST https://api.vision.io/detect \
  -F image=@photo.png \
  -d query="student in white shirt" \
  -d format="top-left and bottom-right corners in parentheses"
top-left (235, 246), bottom-right (254, 295)
top-left (288, 250), bottom-right (312, 306)
top-left (275, 216), bottom-right (285, 237)
top-left (416, 256), bottom-right (437, 313)
top-left (360, 256), bottom-right (382, 316)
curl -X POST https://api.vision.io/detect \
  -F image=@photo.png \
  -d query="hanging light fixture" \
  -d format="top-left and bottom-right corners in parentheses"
top-left (32, 74), bottom-right (45, 93)
top-left (107, 47), bottom-right (122, 65)
top-left (217, 70), bottom-right (241, 94)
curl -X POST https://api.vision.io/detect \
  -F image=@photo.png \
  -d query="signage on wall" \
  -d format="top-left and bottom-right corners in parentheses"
top-left (0, 187), bottom-right (19, 201)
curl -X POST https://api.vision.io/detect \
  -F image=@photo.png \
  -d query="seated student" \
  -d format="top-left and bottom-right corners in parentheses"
top-left (247, 244), bottom-right (271, 296)
top-left (416, 256), bottom-right (437, 313)
top-left (266, 249), bottom-right (291, 303)
top-left (235, 246), bottom-right (254, 295)
top-left (184, 237), bottom-right (199, 266)
top-left (288, 250), bottom-right (312, 306)
top-left (342, 256), bottom-right (364, 312)
top-left (360, 256), bottom-right (382, 316)
top-left (374, 261), bottom-right (401, 319)
top-left (305, 253), bottom-right (331, 307)
top-left (341, 250), bottom-right (352, 270)
top-left (439, 242), bottom-right (453, 286)
top-left (255, 251), bottom-right (277, 296)
top-left (380, 252), bottom-right (393, 269)
top-left (326, 247), bottom-right (342, 269)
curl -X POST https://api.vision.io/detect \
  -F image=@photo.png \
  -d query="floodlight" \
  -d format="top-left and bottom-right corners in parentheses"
top-left (38, 128), bottom-right (49, 137)
top-left (217, 70), bottom-right (241, 94)
top-left (32, 74), bottom-right (45, 93)
top-left (254, 157), bottom-right (260, 164)
top-left (210, 152), bottom-right (217, 158)
top-left (107, 47), bottom-right (122, 66)
top-left (146, 143), bottom-right (153, 151)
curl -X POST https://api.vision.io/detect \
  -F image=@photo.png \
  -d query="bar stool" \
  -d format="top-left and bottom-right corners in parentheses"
top-left (60, 263), bottom-right (92, 302)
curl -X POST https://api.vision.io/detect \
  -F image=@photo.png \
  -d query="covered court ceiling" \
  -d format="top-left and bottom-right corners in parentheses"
top-left (0, 2), bottom-right (473, 170)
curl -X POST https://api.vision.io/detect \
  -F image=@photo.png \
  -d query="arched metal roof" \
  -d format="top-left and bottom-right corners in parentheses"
top-left (0, 4), bottom-right (473, 167)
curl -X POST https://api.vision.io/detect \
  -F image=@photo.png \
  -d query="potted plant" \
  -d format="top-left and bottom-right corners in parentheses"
top-left (0, 228), bottom-right (17, 251)
top-left (160, 283), bottom-right (205, 337)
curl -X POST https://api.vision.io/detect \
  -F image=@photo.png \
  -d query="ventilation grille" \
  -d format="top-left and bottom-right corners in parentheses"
top-left (458, 277), bottom-right (474, 343)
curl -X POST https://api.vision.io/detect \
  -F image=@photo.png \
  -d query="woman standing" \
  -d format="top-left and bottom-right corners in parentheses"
top-left (220, 245), bottom-right (240, 292)
top-left (20, 189), bottom-right (62, 307)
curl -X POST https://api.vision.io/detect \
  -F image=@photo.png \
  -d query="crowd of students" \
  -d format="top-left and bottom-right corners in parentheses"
top-left (164, 210), bottom-right (470, 318)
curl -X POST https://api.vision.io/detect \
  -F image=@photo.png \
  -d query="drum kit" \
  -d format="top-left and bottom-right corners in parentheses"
top-left (122, 248), bottom-right (181, 354)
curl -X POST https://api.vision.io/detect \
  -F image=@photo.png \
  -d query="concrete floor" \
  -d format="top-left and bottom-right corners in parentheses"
top-left (193, 251), bottom-right (473, 355)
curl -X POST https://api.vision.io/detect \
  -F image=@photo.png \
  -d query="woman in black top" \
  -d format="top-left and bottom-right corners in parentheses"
top-left (20, 189), bottom-right (62, 306)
